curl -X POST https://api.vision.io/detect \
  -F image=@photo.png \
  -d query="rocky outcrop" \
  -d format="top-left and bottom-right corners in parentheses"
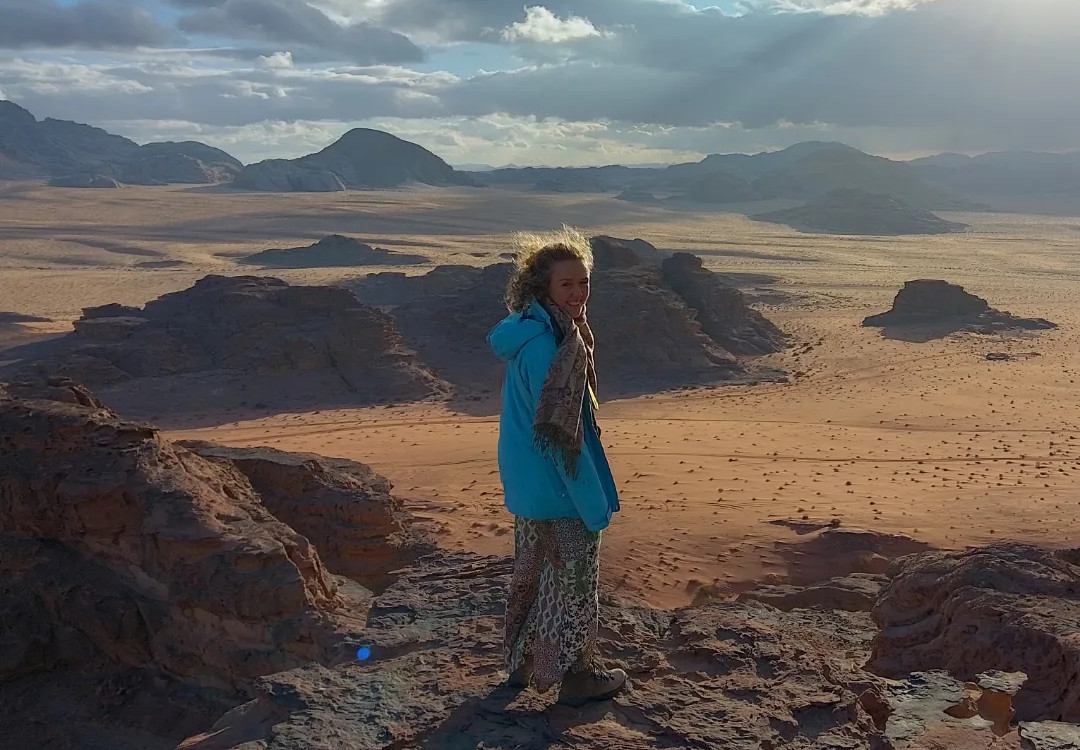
top-left (0, 383), bottom-right (362, 692)
top-left (863, 280), bottom-right (1058, 334)
top-left (180, 550), bottom-right (891, 750)
top-left (870, 543), bottom-right (1080, 722)
top-left (376, 262), bottom-right (757, 398)
top-left (47, 173), bottom-right (122, 188)
top-left (755, 189), bottom-right (968, 235)
top-left (349, 264), bottom-right (478, 306)
top-left (661, 252), bottom-right (789, 355)
top-left (588, 234), bottom-right (643, 269)
top-left (119, 141), bottom-right (241, 184)
top-left (177, 442), bottom-right (433, 591)
top-left (243, 235), bottom-right (428, 268)
top-left (2, 275), bottom-right (447, 420)
top-left (347, 238), bottom-right (785, 400)
top-left (234, 128), bottom-right (478, 192)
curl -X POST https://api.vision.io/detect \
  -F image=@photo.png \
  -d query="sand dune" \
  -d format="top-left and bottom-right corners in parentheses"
top-left (2, 182), bottom-right (1078, 608)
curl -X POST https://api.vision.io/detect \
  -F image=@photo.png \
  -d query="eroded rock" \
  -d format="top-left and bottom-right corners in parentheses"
top-left (243, 235), bottom-right (429, 269)
top-left (0, 384), bottom-right (369, 748)
top-left (180, 551), bottom-right (892, 750)
top-left (870, 543), bottom-right (1080, 722)
top-left (863, 280), bottom-right (1057, 334)
top-left (661, 252), bottom-right (789, 355)
top-left (3, 275), bottom-right (448, 420)
top-left (178, 441), bottom-right (434, 590)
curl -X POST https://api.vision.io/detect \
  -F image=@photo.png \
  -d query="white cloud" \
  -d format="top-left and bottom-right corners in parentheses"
top-left (501, 6), bottom-right (607, 44)
top-left (258, 50), bottom-right (294, 69)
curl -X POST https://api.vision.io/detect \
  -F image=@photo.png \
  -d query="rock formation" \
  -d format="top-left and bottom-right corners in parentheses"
top-left (5, 381), bottom-right (1079, 748)
top-left (118, 141), bottom-right (242, 184)
top-left (364, 266), bottom-right (759, 398)
top-left (863, 280), bottom-right (1058, 334)
top-left (661, 252), bottom-right (789, 355)
top-left (870, 543), bottom-right (1080, 723)
top-left (589, 235), bottom-right (667, 268)
top-left (177, 441), bottom-right (433, 591)
top-left (347, 236), bottom-right (786, 400)
top-left (180, 545), bottom-right (1080, 749)
top-left (754, 189), bottom-right (968, 235)
top-left (180, 550), bottom-right (892, 750)
top-left (0, 381), bottom-right (368, 748)
top-left (243, 235), bottom-right (428, 268)
top-left (2, 275), bottom-right (447, 420)
top-left (234, 128), bottom-right (478, 192)
top-left (1, 100), bottom-right (242, 184)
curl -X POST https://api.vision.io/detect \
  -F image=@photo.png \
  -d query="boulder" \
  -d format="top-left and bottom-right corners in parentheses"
top-left (870, 543), bottom-right (1080, 722)
top-left (243, 234), bottom-right (428, 268)
top-left (863, 280), bottom-right (1058, 334)
top-left (661, 252), bottom-right (789, 355)
top-left (755, 189), bottom-right (968, 235)
top-left (589, 235), bottom-right (668, 265)
top-left (2, 275), bottom-right (448, 420)
top-left (177, 441), bottom-right (433, 590)
top-left (588, 235), bottom-right (642, 269)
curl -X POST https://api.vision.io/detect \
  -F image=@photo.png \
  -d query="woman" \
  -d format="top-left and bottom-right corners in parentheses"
top-left (487, 226), bottom-right (626, 707)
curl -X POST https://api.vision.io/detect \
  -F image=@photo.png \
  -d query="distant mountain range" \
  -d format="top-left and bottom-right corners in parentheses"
top-left (0, 100), bottom-right (241, 185)
top-left (2, 99), bottom-right (1079, 212)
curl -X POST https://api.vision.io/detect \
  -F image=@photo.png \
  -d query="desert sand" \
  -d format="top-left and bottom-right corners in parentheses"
top-left (3, 180), bottom-right (1079, 608)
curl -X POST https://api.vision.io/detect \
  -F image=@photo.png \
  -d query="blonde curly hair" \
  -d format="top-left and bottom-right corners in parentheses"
top-left (504, 225), bottom-right (594, 312)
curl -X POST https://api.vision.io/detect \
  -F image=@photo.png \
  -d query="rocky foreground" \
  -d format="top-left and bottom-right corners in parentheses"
top-left (2, 380), bottom-right (1079, 749)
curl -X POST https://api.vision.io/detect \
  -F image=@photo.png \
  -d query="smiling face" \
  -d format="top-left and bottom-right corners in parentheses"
top-left (547, 258), bottom-right (591, 320)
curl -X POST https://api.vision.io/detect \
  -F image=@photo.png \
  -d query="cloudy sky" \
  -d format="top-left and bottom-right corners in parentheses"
top-left (1, 0), bottom-right (1078, 166)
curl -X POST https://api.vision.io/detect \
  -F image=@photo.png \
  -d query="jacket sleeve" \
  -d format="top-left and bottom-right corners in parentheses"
top-left (518, 333), bottom-right (611, 532)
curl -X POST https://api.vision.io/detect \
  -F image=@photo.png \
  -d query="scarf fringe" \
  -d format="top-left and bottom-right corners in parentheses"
top-left (533, 422), bottom-right (581, 480)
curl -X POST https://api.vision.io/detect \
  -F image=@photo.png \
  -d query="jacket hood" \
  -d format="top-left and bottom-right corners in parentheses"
top-left (488, 300), bottom-right (552, 363)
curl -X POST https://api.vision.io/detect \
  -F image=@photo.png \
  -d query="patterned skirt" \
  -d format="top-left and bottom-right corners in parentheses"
top-left (503, 516), bottom-right (602, 692)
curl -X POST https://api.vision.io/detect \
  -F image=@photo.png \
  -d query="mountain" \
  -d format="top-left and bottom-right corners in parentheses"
top-left (910, 150), bottom-right (1080, 196)
top-left (234, 128), bottom-right (479, 192)
top-left (0, 100), bottom-right (242, 184)
top-left (474, 141), bottom-right (973, 210)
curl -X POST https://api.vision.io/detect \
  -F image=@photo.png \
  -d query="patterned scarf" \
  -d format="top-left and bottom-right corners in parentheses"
top-left (532, 298), bottom-right (598, 479)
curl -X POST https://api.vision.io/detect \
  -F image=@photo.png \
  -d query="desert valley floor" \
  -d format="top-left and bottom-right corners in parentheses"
top-left (3, 182), bottom-right (1079, 609)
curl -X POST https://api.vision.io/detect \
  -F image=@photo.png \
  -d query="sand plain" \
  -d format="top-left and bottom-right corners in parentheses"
top-left (2, 181), bottom-right (1079, 608)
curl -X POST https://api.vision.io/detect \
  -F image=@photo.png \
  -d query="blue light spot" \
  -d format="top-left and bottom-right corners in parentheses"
top-left (356, 646), bottom-right (372, 661)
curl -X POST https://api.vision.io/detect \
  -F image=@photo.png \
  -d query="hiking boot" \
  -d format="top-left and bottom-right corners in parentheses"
top-left (556, 665), bottom-right (627, 707)
top-left (506, 658), bottom-right (533, 688)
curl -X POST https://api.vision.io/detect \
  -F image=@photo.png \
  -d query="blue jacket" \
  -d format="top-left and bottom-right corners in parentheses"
top-left (487, 300), bottom-right (620, 532)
